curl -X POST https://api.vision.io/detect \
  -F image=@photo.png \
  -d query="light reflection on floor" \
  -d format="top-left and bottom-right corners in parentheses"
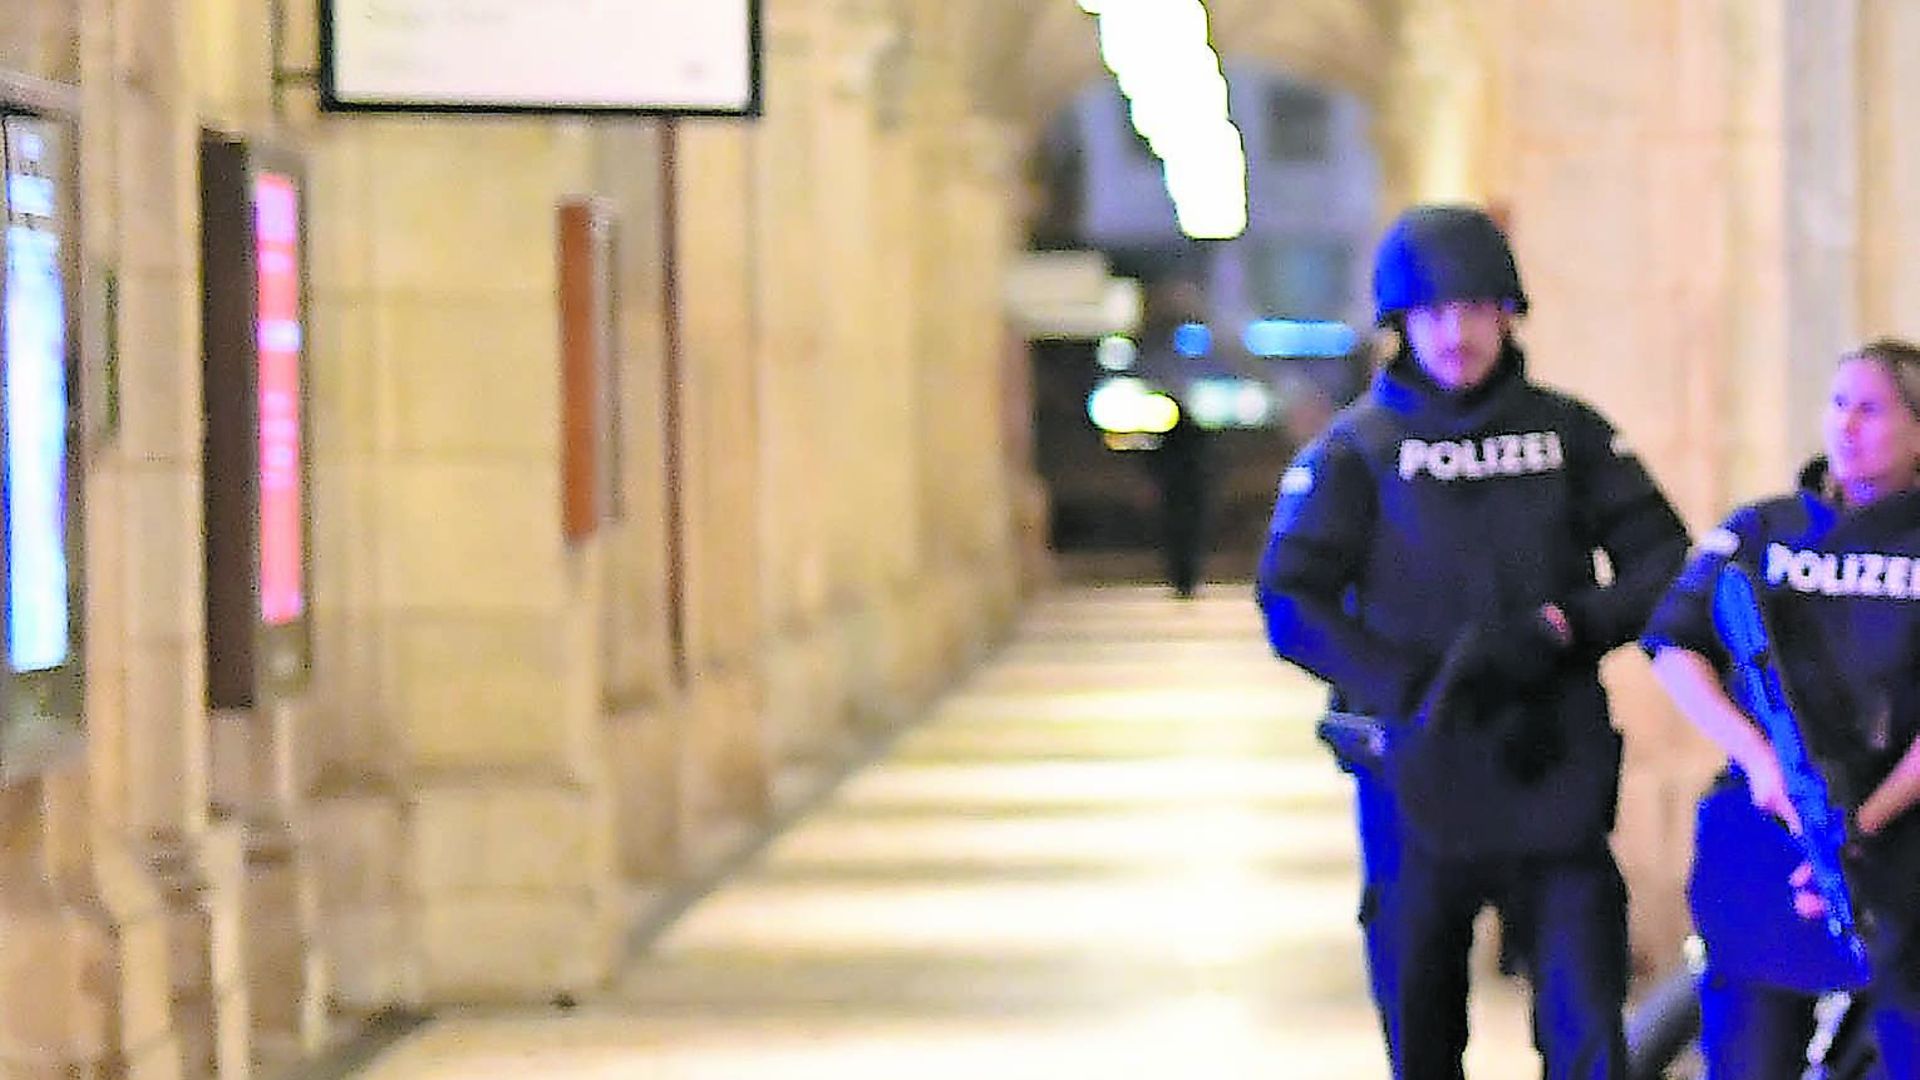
top-left (352, 585), bottom-right (1542, 1080)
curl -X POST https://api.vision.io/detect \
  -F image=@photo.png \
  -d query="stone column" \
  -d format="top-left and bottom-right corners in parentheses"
top-left (91, 0), bottom-right (263, 1071)
top-left (753, 0), bottom-right (852, 784)
top-left (814, 1), bottom-right (903, 729)
top-left (591, 122), bottom-right (687, 884)
top-left (1782, 0), bottom-right (1860, 461)
top-left (289, 109), bottom-right (622, 1004)
top-left (1858, 0), bottom-right (1920, 340)
top-left (0, 0), bottom-right (195, 1075)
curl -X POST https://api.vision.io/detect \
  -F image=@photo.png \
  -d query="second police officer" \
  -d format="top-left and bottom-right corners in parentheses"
top-left (1643, 338), bottom-right (1920, 1077)
top-left (1255, 204), bottom-right (1690, 1080)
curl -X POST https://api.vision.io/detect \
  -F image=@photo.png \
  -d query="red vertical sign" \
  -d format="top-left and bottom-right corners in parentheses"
top-left (254, 173), bottom-right (303, 625)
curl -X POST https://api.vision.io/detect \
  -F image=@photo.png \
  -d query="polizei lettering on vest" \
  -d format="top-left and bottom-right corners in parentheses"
top-left (1764, 543), bottom-right (1920, 599)
top-left (1397, 432), bottom-right (1566, 482)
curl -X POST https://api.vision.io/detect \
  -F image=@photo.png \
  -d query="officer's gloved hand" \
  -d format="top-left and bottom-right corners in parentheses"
top-left (1456, 604), bottom-right (1573, 698)
top-left (1458, 605), bottom-right (1572, 781)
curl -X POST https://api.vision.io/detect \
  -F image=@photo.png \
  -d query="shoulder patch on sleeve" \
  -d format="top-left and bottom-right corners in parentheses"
top-left (1280, 465), bottom-right (1314, 496)
top-left (1697, 527), bottom-right (1740, 556)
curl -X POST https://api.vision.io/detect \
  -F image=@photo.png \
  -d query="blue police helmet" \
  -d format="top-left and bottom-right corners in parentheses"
top-left (1371, 204), bottom-right (1529, 324)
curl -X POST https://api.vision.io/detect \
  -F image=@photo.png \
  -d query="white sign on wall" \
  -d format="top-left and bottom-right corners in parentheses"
top-left (319, 0), bottom-right (761, 115)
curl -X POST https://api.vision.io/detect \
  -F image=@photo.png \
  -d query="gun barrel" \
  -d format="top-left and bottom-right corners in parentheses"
top-left (1713, 563), bottom-right (1874, 987)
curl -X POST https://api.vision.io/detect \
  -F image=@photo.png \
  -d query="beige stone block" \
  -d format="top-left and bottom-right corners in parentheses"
top-left (0, 908), bottom-right (109, 1061)
top-left (307, 491), bottom-right (389, 734)
top-left (380, 301), bottom-right (558, 457)
top-left (172, 993), bottom-right (214, 1079)
top-left (762, 631), bottom-right (833, 766)
top-left (214, 985), bottom-right (252, 1080)
top-left (163, 898), bottom-right (209, 997)
top-left (114, 271), bottom-right (199, 466)
top-left (378, 463), bottom-right (562, 612)
top-left (240, 864), bottom-right (306, 991)
top-left (601, 574), bottom-right (674, 712)
top-left (416, 895), bottom-right (607, 1000)
top-left (274, 0), bottom-right (320, 69)
top-left (307, 296), bottom-right (382, 457)
top-left (393, 614), bottom-right (577, 771)
top-left (37, 765), bottom-right (94, 892)
top-left (948, 565), bottom-right (996, 670)
top-left (681, 671), bottom-right (770, 827)
top-left (608, 706), bottom-right (682, 881)
top-left (116, 0), bottom-right (182, 85)
top-left (184, 0), bottom-right (239, 118)
top-left (206, 711), bottom-right (263, 821)
top-left (365, 123), bottom-right (585, 295)
top-left (125, 1036), bottom-right (185, 1080)
top-left (1661, 0), bottom-right (1736, 138)
top-left (83, 484), bottom-right (132, 833)
top-left (120, 465), bottom-right (201, 645)
top-left (306, 140), bottom-right (373, 294)
top-left (297, 949), bottom-right (333, 1053)
top-left (124, 643), bottom-right (207, 836)
top-left (117, 910), bottom-right (175, 1054)
top-left (196, 827), bottom-right (247, 996)
top-left (1514, 152), bottom-right (1645, 295)
top-left (263, 698), bottom-right (317, 810)
top-left (983, 540), bottom-right (1023, 633)
top-left (307, 792), bottom-right (404, 910)
top-left (835, 597), bottom-right (906, 730)
top-left (408, 783), bottom-right (597, 895)
top-left (319, 906), bottom-right (414, 1009)
top-left (875, 582), bottom-right (931, 712)
top-left (298, 660), bottom-right (391, 784)
top-left (115, 89), bottom-right (191, 277)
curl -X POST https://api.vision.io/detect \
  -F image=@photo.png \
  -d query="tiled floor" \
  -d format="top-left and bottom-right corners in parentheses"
top-left (352, 585), bottom-right (1543, 1079)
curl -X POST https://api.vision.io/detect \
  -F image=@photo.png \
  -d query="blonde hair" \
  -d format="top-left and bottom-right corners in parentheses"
top-left (1843, 338), bottom-right (1920, 419)
top-left (1821, 338), bottom-right (1920, 501)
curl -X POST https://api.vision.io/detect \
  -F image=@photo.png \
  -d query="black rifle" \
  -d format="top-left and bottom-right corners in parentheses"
top-left (1710, 561), bottom-right (1872, 988)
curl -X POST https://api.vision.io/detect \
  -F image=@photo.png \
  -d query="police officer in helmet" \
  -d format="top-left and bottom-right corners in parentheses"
top-left (1256, 204), bottom-right (1689, 1079)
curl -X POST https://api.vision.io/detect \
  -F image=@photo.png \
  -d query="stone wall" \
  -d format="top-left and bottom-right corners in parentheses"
top-left (0, 0), bottom-right (1041, 1074)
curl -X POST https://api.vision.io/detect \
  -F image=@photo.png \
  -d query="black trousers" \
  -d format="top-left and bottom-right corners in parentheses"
top-left (1356, 781), bottom-right (1629, 1080)
top-left (1697, 974), bottom-right (1819, 1080)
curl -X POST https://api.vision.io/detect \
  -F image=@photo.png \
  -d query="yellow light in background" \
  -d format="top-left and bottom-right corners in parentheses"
top-left (1088, 377), bottom-right (1181, 435)
top-left (1139, 392), bottom-right (1180, 434)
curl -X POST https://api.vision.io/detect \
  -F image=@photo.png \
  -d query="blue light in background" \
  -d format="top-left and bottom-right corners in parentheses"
top-left (1243, 319), bottom-right (1358, 359)
top-left (5, 222), bottom-right (70, 673)
top-left (1172, 322), bottom-right (1212, 358)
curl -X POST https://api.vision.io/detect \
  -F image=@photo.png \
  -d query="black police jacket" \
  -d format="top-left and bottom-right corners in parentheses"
top-left (1642, 462), bottom-right (1920, 916)
top-left (1257, 343), bottom-right (1689, 857)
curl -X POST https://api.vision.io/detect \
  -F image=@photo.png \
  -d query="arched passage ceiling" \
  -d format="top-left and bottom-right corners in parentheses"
top-left (960, 0), bottom-right (1399, 134)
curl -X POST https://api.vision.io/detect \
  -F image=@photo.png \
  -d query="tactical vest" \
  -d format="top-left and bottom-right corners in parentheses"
top-left (1337, 398), bottom-right (1624, 860)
